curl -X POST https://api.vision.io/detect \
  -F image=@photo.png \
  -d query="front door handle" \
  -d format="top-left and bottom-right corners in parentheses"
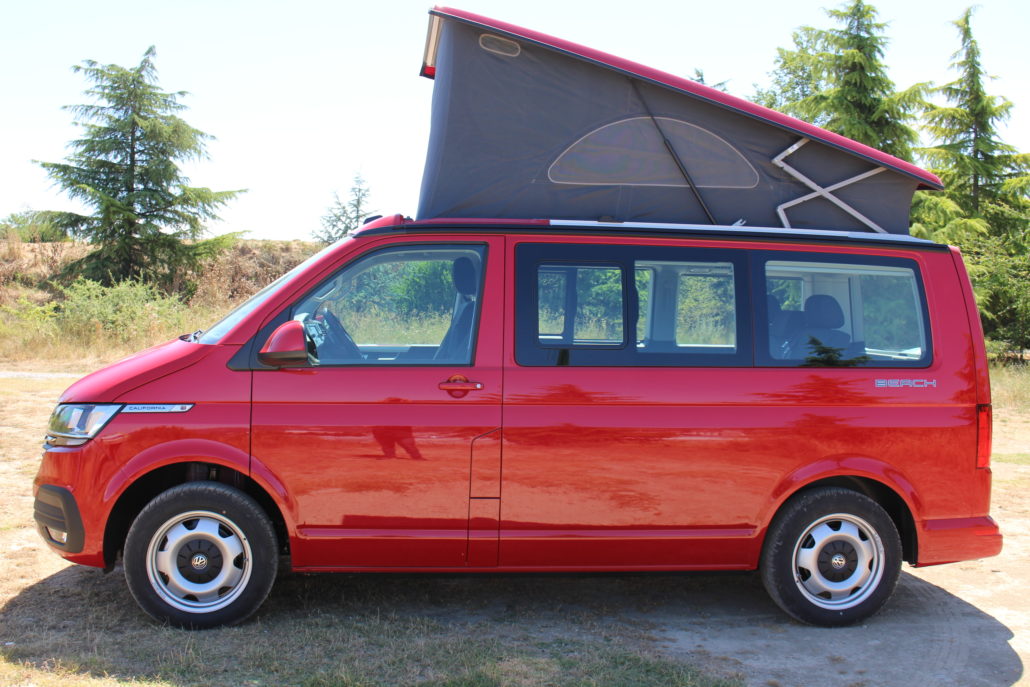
top-left (439, 374), bottom-right (483, 398)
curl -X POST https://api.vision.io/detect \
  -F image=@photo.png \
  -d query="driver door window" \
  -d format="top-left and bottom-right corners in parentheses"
top-left (294, 245), bottom-right (487, 365)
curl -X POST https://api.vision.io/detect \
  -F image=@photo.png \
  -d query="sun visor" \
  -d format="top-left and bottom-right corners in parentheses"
top-left (417, 8), bottom-right (943, 234)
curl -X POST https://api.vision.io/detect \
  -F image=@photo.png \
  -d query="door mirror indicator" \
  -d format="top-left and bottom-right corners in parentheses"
top-left (258, 320), bottom-right (310, 367)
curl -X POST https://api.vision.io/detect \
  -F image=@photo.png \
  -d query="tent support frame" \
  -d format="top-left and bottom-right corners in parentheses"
top-left (772, 138), bottom-right (889, 233)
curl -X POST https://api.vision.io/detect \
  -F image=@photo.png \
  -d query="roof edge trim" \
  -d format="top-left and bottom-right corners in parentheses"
top-left (354, 215), bottom-right (946, 250)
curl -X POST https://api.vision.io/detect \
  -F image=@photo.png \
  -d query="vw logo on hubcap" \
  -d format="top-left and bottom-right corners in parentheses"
top-left (830, 553), bottom-right (847, 570)
top-left (191, 553), bottom-right (209, 570)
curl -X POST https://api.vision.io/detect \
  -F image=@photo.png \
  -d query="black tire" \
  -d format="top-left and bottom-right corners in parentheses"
top-left (761, 487), bottom-right (901, 627)
top-left (123, 482), bottom-right (278, 629)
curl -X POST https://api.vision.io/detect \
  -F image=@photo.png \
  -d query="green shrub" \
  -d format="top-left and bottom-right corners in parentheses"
top-left (1, 211), bottom-right (68, 242)
top-left (0, 278), bottom-right (194, 361)
top-left (965, 237), bottom-right (1030, 357)
top-left (54, 279), bottom-right (191, 345)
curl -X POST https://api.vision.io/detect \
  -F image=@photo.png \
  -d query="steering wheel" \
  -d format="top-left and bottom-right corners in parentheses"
top-left (317, 306), bottom-right (363, 360)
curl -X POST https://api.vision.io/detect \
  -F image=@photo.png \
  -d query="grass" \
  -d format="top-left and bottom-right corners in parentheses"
top-left (990, 364), bottom-right (1030, 464)
top-left (991, 364), bottom-right (1030, 413)
top-left (995, 453), bottom-right (1030, 465)
top-left (341, 307), bottom-right (451, 347)
top-left (1, 578), bottom-right (738, 687)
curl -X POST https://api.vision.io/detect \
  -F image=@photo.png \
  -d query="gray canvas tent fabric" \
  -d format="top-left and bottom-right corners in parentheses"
top-left (417, 12), bottom-right (941, 234)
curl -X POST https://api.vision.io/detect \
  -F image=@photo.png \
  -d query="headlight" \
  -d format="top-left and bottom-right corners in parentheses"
top-left (46, 404), bottom-right (122, 447)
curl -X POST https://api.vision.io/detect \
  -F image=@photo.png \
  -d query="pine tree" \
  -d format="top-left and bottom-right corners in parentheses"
top-left (691, 69), bottom-right (730, 93)
top-left (911, 7), bottom-right (1030, 353)
top-left (38, 47), bottom-right (242, 287)
top-left (756, 1), bottom-right (926, 160)
top-left (314, 175), bottom-right (373, 243)
top-left (753, 29), bottom-right (826, 124)
top-left (916, 7), bottom-right (1030, 246)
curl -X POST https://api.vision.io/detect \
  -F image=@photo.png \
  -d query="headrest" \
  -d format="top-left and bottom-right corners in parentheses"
top-left (452, 257), bottom-right (476, 296)
top-left (804, 295), bottom-right (845, 329)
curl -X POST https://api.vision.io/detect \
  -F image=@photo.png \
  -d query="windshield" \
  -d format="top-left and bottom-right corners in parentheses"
top-left (197, 239), bottom-right (349, 344)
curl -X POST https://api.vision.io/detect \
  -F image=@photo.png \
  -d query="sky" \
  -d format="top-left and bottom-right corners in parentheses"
top-left (2, 0), bottom-right (1028, 240)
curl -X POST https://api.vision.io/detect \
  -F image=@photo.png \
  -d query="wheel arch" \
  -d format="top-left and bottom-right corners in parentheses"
top-left (103, 461), bottom-right (289, 570)
top-left (770, 475), bottom-right (918, 565)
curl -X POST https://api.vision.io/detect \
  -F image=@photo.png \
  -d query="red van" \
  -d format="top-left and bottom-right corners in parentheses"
top-left (34, 217), bottom-right (1001, 628)
top-left (34, 8), bottom-right (1001, 628)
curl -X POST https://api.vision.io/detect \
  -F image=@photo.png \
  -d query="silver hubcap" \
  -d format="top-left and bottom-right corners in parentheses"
top-left (792, 513), bottom-right (885, 610)
top-left (145, 510), bottom-right (253, 614)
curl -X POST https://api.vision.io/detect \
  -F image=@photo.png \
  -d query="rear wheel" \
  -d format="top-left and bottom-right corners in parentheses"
top-left (761, 487), bottom-right (901, 626)
top-left (124, 482), bottom-right (277, 629)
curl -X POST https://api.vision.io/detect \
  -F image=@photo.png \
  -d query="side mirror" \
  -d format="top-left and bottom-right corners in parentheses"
top-left (258, 320), bottom-right (310, 367)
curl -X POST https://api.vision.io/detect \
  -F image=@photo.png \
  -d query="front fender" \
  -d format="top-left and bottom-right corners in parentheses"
top-left (104, 438), bottom-right (252, 503)
top-left (98, 441), bottom-right (298, 569)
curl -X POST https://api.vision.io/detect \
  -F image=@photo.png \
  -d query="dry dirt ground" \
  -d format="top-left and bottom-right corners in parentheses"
top-left (1, 371), bottom-right (1027, 687)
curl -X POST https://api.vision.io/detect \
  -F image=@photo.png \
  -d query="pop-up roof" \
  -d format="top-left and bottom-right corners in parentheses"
top-left (418, 7), bottom-right (942, 234)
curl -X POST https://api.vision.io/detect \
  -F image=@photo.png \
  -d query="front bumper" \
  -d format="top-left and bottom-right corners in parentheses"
top-left (33, 484), bottom-right (86, 554)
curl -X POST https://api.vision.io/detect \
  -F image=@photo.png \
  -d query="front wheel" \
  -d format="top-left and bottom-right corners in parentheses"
top-left (761, 487), bottom-right (901, 626)
top-left (124, 482), bottom-right (278, 629)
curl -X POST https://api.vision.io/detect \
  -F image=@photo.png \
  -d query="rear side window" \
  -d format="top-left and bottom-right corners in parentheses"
top-left (537, 265), bottom-right (625, 345)
top-left (673, 263), bottom-right (737, 348)
top-left (516, 243), bottom-right (750, 366)
top-left (759, 255), bottom-right (931, 367)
